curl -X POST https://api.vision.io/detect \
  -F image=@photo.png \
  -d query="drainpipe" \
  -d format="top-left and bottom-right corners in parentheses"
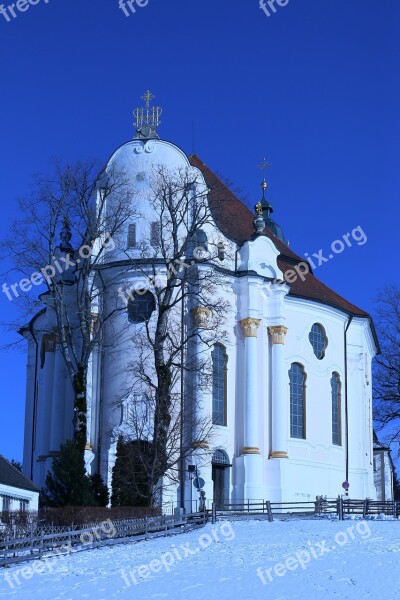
top-left (180, 276), bottom-right (185, 512)
top-left (96, 271), bottom-right (106, 479)
top-left (29, 322), bottom-right (39, 480)
top-left (344, 315), bottom-right (353, 483)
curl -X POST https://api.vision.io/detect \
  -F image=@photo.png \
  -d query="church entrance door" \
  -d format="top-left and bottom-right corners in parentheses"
top-left (211, 449), bottom-right (231, 510)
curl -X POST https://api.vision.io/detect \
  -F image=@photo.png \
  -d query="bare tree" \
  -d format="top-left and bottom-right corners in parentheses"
top-left (1, 160), bottom-right (136, 452)
top-left (373, 283), bottom-right (400, 455)
top-left (3, 159), bottom-right (233, 506)
top-left (111, 165), bottom-right (231, 505)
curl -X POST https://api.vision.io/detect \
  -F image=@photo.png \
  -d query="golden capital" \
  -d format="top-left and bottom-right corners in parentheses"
top-left (241, 446), bottom-right (261, 455)
top-left (268, 325), bottom-right (288, 345)
top-left (191, 306), bottom-right (211, 328)
top-left (269, 451), bottom-right (289, 459)
top-left (191, 441), bottom-right (209, 450)
top-left (240, 317), bottom-right (261, 338)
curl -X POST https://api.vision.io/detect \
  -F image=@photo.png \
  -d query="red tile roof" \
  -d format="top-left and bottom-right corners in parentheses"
top-left (189, 154), bottom-right (369, 318)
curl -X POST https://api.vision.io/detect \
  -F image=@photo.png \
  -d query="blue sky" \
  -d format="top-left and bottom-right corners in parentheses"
top-left (0, 0), bottom-right (399, 462)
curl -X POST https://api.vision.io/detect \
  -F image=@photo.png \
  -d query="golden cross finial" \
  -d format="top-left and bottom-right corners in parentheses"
top-left (258, 157), bottom-right (271, 192)
top-left (141, 90), bottom-right (155, 109)
top-left (258, 157), bottom-right (271, 172)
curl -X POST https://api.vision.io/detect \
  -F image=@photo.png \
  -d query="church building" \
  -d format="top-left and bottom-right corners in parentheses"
top-left (21, 93), bottom-right (378, 510)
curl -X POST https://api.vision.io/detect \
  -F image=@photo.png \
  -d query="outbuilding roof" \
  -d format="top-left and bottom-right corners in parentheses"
top-left (0, 455), bottom-right (40, 493)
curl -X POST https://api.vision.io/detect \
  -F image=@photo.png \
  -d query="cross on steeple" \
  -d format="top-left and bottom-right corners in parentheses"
top-left (133, 90), bottom-right (162, 139)
top-left (141, 90), bottom-right (155, 109)
top-left (257, 157), bottom-right (271, 172)
top-left (258, 157), bottom-right (271, 191)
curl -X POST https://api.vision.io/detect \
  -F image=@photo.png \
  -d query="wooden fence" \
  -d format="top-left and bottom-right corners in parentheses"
top-left (0, 512), bottom-right (207, 568)
top-left (212, 498), bottom-right (400, 523)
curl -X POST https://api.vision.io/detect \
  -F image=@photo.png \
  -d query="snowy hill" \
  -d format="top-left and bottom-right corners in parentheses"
top-left (1, 518), bottom-right (400, 599)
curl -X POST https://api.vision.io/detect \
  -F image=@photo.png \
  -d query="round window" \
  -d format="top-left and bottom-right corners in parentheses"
top-left (127, 290), bottom-right (156, 324)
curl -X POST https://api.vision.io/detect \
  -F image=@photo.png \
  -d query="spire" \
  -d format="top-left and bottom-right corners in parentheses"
top-left (253, 157), bottom-right (288, 244)
top-left (133, 90), bottom-right (162, 140)
top-left (257, 158), bottom-right (274, 218)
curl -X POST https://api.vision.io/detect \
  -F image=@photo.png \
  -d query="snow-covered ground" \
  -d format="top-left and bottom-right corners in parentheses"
top-left (1, 517), bottom-right (400, 599)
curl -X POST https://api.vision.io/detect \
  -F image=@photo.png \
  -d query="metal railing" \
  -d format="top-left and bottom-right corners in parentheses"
top-left (0, 512), bottom-right (208, 568)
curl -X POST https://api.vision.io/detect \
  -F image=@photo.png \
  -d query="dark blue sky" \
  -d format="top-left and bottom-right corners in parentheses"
top-left (0, 0), bottom-right (399, 461)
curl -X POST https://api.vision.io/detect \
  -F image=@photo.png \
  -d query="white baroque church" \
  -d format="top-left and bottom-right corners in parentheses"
top-left (21, 93), bottom-right (378, 510)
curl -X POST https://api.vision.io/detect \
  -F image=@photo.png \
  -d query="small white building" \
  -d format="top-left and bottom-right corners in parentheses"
top-left (20, 94), bottom-right (379, 509)
top-left (373, 432), bottom-right (395, 501)
top-left (0, 455), bottom-right (39, 513)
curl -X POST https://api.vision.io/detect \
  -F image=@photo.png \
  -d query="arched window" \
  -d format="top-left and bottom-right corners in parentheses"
top-left (212, 344), bottom-right (228, 426)
top-left (127, 223), bottom-right (137, 248)
top-left (331, 372), bottom-right (342, 446)
top-left (289, 363), bottom-right (306, 439)
top-left (127, 290), bottom-right (156, 324)
top-left (150, 222), bottom-right (161, 248)
top-left (192, 229), bottom-right (208, 260)
top-left (309, 323), bottom-right (327, 359)
top-left (211, 449), bottom-right (230, 465)
top-left (195, 229), bottom-right (208, 251)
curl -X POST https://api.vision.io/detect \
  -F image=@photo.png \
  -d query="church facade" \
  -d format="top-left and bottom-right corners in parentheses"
top-left (21, 94), bottom-right (378, 510)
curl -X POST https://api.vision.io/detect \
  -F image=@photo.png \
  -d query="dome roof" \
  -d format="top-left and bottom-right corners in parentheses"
top-left (258, 189), bottom-right (287, 244)
top-left (264, 215), bottom-right (287, 244)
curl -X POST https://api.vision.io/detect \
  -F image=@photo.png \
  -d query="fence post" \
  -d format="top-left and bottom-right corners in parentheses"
top-left (4, 536), bottom-right (9, 567)
top-left (363, 499), bottom-right (368, 519)
top-left (337, 497), bottom-right (344, 521)
top-left (211, 503), bottom-right (216, 524)
top-left (266, 501), bottom-right (273, 523)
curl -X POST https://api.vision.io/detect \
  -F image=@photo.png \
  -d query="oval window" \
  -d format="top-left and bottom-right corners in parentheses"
top-left (308, 323), bottom-right (327, 359)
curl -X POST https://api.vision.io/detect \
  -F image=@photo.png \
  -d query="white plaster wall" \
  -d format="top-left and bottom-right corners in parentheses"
top-left (0, 484), bottom-right (39, 512)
